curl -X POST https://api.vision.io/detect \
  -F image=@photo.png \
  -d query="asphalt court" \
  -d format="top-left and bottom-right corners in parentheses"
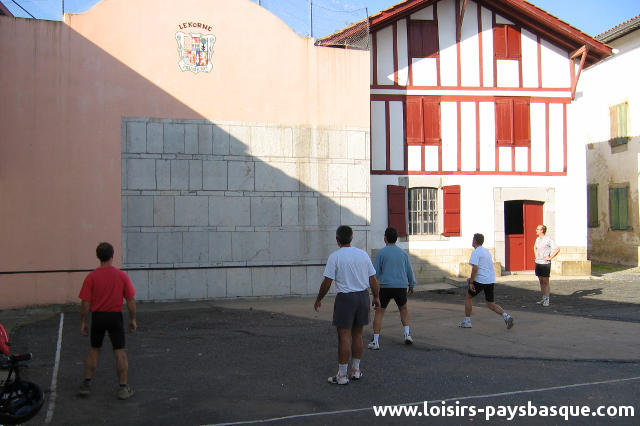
top-left (2, 277), bottom-right (640, 425)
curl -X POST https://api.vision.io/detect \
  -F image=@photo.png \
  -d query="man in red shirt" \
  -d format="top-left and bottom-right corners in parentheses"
top-left (77, 242), bottom-right (137, 400)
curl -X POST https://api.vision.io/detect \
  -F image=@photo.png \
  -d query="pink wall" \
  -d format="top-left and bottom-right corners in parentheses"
top-left (0, 0), bottom-right (369, 308)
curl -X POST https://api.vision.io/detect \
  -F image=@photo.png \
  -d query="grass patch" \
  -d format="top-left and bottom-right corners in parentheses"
top-left (591, 263), bottom-right (634, 275)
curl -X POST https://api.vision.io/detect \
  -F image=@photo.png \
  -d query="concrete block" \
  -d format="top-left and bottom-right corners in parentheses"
top-left (310, 129), bottom-right (329, 158)
top-left (175, 196), bottom-right (209, 226)
top-left (299, 197), bottom-right (318, 226)
top-left (156, 159), bottom-right (171, 190)
top-left (126, 121), bottom-right (147, 153)
top-left (227, 268), bottom-right (252, 297)
top-left (293, 127), bottom-right (312, 158)
top-left (556, 260), bottom-right (591, 276)
top-left (189, 160), bottom-right (203, 190)
top-left (251, 197), bottom-right (282, 227)
top-left (126, 196), bottom-right (153, 227)
top-left (126, 233), bottom-right (157, 264)
top-left (251, 126), bottom-right (284, 157)
top-left (158, 232), bottom-right (182, 263)
top-left (209, 232), bottom-right (232, 262)
top-left (183, 231), bottom-right (209, 263)
top-left (255, 162), bottom-right (299, 191)
top-left (127, 269), bottom-right (149, 301)
top-left (348, 163), bottom-right (369, 193)
top-left (347, 130), bottom-right (367, 160)
top-left (291, 267), bottom-right (307, 295)
top-left (227, 161), bottom-right (254, 191)
top-left (281, 197), bottom-right (299, 226)
top-left (153, 196), bottom-right (174, 226)
top-left (269, 231), bottom-right (304, 262)
top-left (207, 268), bottom-right (226, 297)
top-left (203, 160), bottom-right (228, 190)
top-left (252, 267), bottom-right (291, 296)
top-left (304, 230), bottom-right (334, 262)
top-left (185, 124), bottom-right (198, 154)
top-left (340, 197), bottom-right (368, 225)
top-left (328, 130), bottom-right (347, 159)
top-left (209, 197), bottom-right (250, 226)
top-left (327, 163), bottom-right (348, 192)
top-left (127, 159), bottom-right (156, 190)
top-left (198, 124), bottom-right (213, 154)
top-left (458, 262), bottom-right (502, 278)
top-left (232, 232), bottom-right (269, 262)
top-left (306, 265), bottom-right (325, 295)
top-left (176, 269), bottom-right (207, 299)
top-left (147, 122), bottom-right (164, 153)
top-left (318, 197), bottom-right (340, 226)
top-left (170, 160), bottom-right (189, 190)
top-left (228, 125), bottom-right (250, 156)
top-left (283, 128), bottom-right (294, 158)
top-left (149, 270), bottom-right (176, 300)
top-left (164, 123), bottom-right (185, 153)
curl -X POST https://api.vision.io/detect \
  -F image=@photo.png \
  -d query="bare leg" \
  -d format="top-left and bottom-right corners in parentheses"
top-left (114, 349), bottom-right (129, 385)
top-left (486, 301), bottom-right (505, 315)
top-left (372, 308), bottom-right (385, 334)
top-left (84, 347), bottom-right (100, 380)
top-left (539, 276), bottom-right (551, 297)
top-left (464, 293), bottom-right (473, 317)
top-left (399, 304), bottom-right (410, 326)
top-left (351, 326), bottom-right (364, 360)
top-left (337, 328), bottom-right (352, 364)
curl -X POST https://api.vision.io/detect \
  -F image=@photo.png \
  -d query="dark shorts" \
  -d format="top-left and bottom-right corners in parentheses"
top-left (90, 312), bottom-right (125, 350)
top-left (535, 263), bottom-right (551, 278)
top-left (333, 290), bottom-right (370, 329)
top-left (467, 282), bottom-right (495, 303)
top-left (379, 287), bottom-right (408, 309)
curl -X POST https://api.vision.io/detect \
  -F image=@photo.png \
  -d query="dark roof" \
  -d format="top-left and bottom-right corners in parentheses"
top-left (0, 0), bottom-right (14, 17)
top-left (596, 14), bottom-right (640, 43)
top-left (317, 0), bottom-right (611, 66)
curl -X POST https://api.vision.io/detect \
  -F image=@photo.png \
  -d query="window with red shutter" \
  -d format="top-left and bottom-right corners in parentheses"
top-left (442, 185), bottom-right (461, 237)
top-left (513, 99), bottom-right (530, 146)
top-left (387, 185), bottom-right (407, 237)
top-left (408, 20), bottom-right (438, 58)
top-left (506, 25), bottom-right (522, 59)
top-left (422, 97), bottom-right (441, 144)
top-left (406, 97), bottom-right (424, 143)
top-left (495, 98), bottom-right (513, 146)
top-left (494, 24), bottom-right (521, 60)
top-left (495, 98), bottom-right (530, 147)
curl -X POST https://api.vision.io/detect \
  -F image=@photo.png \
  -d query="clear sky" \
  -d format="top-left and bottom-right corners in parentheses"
top-left (4, 0), bottom-right (639, 38)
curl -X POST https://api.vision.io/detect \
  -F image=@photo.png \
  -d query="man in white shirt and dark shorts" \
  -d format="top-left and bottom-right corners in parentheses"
top-left (534, 224), bottom-right (560, 307)
top-left (315, 225), bottom-right (381, 385)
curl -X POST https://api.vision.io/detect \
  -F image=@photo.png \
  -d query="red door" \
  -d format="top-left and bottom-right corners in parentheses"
top-left (505, 201), bottom-right (543, 271)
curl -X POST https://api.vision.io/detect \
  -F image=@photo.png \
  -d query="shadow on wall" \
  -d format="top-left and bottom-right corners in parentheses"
top-left (585, 135), bottom-right (640, 266)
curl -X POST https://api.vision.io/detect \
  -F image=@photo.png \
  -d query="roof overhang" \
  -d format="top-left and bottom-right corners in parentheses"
top-left (0, 0), bottom-right (15, 17)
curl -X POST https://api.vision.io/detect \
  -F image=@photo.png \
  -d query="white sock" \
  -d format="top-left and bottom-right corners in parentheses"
top-left (352, 359), bottom-right (360, 371)
top-left (338, 363), bottom-right (348, 377)
top-left (372, 333), bottom-right (379, 344)
top-left (464, 317), bottom-right (471, 324)
top-left (404, 325), bottom-right (410, 335)
top-left (544, 295), bottom-right (550, 300)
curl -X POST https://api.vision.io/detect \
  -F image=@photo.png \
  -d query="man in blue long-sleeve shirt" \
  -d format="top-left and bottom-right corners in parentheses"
top-left (369, 227), bottom-right (417, 350)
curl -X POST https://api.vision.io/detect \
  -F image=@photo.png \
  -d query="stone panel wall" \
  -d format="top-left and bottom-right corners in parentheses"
top-left (122, 118), bottom-right (370, 300)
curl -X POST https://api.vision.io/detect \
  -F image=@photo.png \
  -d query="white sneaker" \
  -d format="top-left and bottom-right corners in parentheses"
top-left (367, 340), bottom-right (380, 350)
top-left (350, 369), bottom-right (363, 380)
top-left (458, 320), bottom-right (472, 328)
top-left (504, 316), bottom-right (514, 329)
top-left (542, 299), bottom-right (550, 307)
top-left (404, 333), bottom-right (413, 345)
top-left (328, 374), bottom-right (349, 385)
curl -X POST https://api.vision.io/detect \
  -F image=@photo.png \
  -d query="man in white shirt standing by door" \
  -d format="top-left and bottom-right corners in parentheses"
top-left (534, 224), bottom-right (560, 307)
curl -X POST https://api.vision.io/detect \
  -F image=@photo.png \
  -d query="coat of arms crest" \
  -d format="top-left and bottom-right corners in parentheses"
top-left (176, 32), bottom-right (216, 73)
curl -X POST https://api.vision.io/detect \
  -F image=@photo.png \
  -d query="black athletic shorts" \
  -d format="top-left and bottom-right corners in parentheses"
top-left (90, 312), bottom-right (126, 350)
top-left (535, 263), bottom-right (551, 278)
top-left (332, 290), bottom-right (370, 329)
top-left (379, 287), bottom-right (408, 309)
top-left (467, 282), bottom-right (495, 303)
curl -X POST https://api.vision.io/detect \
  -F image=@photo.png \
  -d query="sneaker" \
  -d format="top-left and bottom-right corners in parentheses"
top-left (327, 374), bottom-right (349, 385)
top-left (77, 381), bottom-right (91, 397)
top-left (367, 340), bottom-right (380, 350)
top-left (350, 369), bottom-right (363, 380)
top-left (542, 299), bottom-right (550, 307)
top-left (536, 298), bottom-right (545, 304)
top-left (117, 385), bottom-right (135, 400)
top-left (505, 316), bottom-right (514, 329)
top-left (458, 320), bottom-right (472, 328)
top-left (404, 333), bottom-right (413, 345)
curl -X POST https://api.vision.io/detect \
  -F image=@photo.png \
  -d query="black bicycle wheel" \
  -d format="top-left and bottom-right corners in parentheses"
top-left (0, 380), bottom-right (45, 425)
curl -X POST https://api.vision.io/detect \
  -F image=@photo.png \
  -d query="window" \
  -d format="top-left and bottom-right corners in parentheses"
top-left (408, 20), bottom-right (438, 58)
top-left (609, 102), bottom-right (629, 147)
top-left (587, 184), bottom-right (599, 228)
top-left (494, 24), bottom-right (521, 60)
top-left (408, 187), bottom-right (438, 235)
top-left (406, 96), bottom-right (441, 144)
top-left (609, 186), bottom-right (629, 230)
top-left (495, 98), bottom-right (530, 146)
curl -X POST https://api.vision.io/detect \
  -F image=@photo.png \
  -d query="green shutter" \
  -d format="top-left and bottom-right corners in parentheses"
top-left (587, 184), bottom-right (598, 227)
top-left (609, 187), bottom-right (628, 230)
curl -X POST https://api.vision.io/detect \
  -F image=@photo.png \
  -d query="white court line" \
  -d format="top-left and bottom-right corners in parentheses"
top-left (207, 375), bottom-right (640, 425)
top-left (44, 312), bottom-right (64, 424)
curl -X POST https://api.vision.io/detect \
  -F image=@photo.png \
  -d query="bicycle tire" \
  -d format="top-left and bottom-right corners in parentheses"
top-left (0, 380), bottom-right (45, 425)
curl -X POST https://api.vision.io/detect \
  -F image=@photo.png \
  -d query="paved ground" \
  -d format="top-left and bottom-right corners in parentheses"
top-left (1, 270), bottom-right (639, 425)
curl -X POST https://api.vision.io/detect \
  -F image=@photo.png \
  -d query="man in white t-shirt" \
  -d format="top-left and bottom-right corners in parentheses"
top-left (458, 233), bottom-right (514, 329)
top-left (314, 225), bottom-right (381, 385)
top-left (534, 224), bottom-right (560, 307)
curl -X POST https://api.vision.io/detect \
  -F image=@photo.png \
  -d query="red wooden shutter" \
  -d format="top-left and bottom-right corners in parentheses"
top-left (506, 25), bottom-right (521, 59)
top-left (513, 99), bottom-right (530, 146)
top-left (408, 21), bottom-right (423, 58)
top-left (406, 97), bottom-right (424, 143)
top-left (423, 20), bottom-right (439, 57)
top-left (442, 185), bottom-right (461, 236)
top-left (422, 97), bottom-right (441, 144)
top-left (493, 25), bottom-right (507, 59)
top-left (387, 185), bottom-right (407, 237)
top-left (495, 98), bottom-right (513, 146)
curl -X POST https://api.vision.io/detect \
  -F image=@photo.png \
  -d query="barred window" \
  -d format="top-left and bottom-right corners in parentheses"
top-left (408, 187), bottom-right (438, 235)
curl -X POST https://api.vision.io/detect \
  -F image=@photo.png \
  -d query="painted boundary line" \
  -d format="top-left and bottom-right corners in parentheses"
top-left (206, 375), bottom-right (640, 425)
top-left (44, 312), bottom-right (64, 424)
